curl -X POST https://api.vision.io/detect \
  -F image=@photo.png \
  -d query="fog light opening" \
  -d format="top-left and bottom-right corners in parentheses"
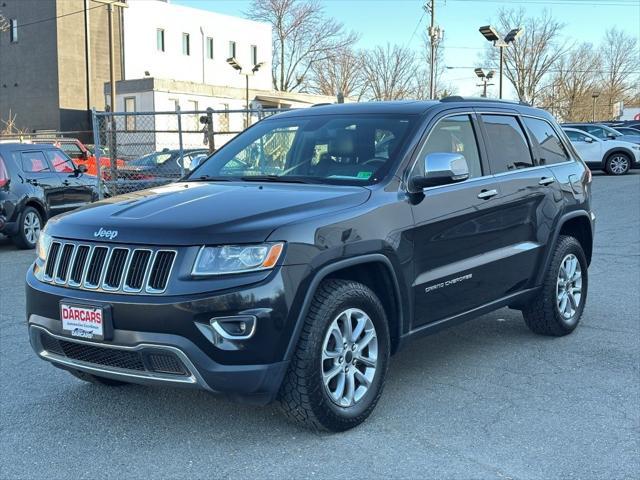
top-left (210, 316), bottom-right (257, 341)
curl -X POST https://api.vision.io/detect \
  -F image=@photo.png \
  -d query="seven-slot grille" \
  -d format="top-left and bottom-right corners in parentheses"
top-left (43, 241), bottom-right (176, 294)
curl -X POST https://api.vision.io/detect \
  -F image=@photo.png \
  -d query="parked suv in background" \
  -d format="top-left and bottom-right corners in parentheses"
top-left (562, 123), bottom-right (640, 145)
top-left (26, 99), bottom-right (594, 431)
top-left (1, 143), bottom-right (100, 249)
top-left (563, 127), bottom-right (640, 175)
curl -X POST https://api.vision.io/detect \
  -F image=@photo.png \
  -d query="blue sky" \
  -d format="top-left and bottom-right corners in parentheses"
top-left (174, 0), bottom-right (640, 99)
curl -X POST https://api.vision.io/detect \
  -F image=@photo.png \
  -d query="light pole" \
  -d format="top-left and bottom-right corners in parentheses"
top-left (591, 92), bottom-right (600, 122)
top-left (474, 68), bottom-right (495, 97)
top-left (478, 25), bottom-right (523, 99)
top-left (424, 1), bottom-right (444, 99)
top-left (226, 57), bottom-right (265, 128)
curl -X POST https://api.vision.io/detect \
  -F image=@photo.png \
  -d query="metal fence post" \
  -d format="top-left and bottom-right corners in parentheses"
top-left (91, 108), bottom-right (103, 199)
top-left (177, 106), bottom-right (185, 176)
top-left (206, 108), bottom-right (215, 154)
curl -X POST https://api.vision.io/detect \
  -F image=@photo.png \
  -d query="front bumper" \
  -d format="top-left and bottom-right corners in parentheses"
top-left (26, 264), bottom-right (310, 404)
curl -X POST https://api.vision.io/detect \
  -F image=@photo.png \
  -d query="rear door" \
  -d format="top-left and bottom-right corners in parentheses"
top-left (476, 111), bottom-right (563, 298)
top-left (45, 149), bottom-right (94, 210)
top-left (410, 112), bottom-right (503, 326)
top-left (16, 150), bottom-right (66, 215)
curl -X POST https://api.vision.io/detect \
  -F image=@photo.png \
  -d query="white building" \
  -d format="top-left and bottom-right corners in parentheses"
top-left (122, 0), bottom-right (272, 92)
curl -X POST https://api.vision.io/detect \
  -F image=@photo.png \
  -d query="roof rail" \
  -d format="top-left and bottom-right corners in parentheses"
top-left (440, 96), bottom-right (531, 106)
top-left (311, 102), bottom-right (333, 107)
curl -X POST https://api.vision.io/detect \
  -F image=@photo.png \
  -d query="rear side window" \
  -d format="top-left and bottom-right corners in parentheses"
top-left (19, 151), bottom-right (50, 173)
top-left (523, 117), bottom-right (570, 165)
top-left (420, 114), bottom-right (483, 179)
top-left (481, 115), bottom-right (533, 173)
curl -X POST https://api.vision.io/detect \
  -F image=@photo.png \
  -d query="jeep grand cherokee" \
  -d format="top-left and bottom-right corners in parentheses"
top-left (26, 99), bottom-right (595, 431)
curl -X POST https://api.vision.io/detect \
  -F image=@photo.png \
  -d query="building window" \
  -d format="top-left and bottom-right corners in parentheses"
top-left (124, 97), bottom-right (136, 131)
top-left (156, 29), bottom-right (165, 52)
top-left (10, 19), bottom-right (18, 43)
top-left (188, 100), bottom-right (199, 129)
top-left (228, 41), bottom-right (236, 59)
top-left (207, 37), bottom-right (214, 60)
top-left (182, 33), bottom-right (190, 56)
top-left (251, 45), bottom-right (258, 66)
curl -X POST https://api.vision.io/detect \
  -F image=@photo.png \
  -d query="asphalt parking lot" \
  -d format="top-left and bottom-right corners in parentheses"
top-left (1, 171), bottom-right (639, 479)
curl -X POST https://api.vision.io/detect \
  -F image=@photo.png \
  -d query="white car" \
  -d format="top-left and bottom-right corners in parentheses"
top-left (563, 127), bottom-right (640, 175)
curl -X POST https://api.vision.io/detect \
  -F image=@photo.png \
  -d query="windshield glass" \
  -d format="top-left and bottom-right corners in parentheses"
top-left (129, 152), bottom-right (173, 167)
top-left (188, 114), bottom-right (417, 185)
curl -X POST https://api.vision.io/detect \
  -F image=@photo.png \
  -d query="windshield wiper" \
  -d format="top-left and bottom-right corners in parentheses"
top-left (240, 175), bottom-right (320, 184)
top-left (187, 175), bottom-right (235, 182)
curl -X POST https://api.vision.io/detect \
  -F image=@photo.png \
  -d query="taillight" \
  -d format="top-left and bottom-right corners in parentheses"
top-left (0, 157), bottom-right (9, 188)
top-left (585, 167), bottom-right (592, 184)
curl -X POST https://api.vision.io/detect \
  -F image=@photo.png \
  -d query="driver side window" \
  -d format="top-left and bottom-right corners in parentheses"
top-left (420, 115), bottom-right (483, 178)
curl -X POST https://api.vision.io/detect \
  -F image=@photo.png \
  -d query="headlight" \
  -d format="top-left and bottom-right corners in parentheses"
top-left (36, 227), bottom-right (52, 262)
top-left (192, 243), bottom-right (284, 276)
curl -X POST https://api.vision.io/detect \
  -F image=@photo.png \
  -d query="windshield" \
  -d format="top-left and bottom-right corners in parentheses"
top-left (188, 114), bottom-right (417, 185)
top-left (129, 152), bottom-right (173, 167)
top-left (601, 125), bottom-right (622, 137)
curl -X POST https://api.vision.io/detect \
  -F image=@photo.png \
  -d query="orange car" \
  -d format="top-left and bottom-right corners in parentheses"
top-left (32, 138), bottom-right (125, 178)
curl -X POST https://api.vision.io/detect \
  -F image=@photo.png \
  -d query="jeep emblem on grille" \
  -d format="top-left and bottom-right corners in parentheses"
top-left (94, 227), bottom-right (118, 240)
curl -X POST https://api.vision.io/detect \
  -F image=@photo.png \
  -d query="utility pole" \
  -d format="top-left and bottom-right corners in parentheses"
top-left (425, 1), bottom-right (443, 100)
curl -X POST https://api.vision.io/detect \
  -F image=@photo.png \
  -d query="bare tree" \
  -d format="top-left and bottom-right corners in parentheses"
top-left (485, 8), bottom-right (566, 104)
top-left (360, 44), bottom-right (419, 101)
top-left (540, 43), bottom-right (601, 121)
top-left (307, 47), bottom-right (367, 100)
top-left (247, 0), bottom-right (358, 92)
top-left (414, 32), bottom-right (450, 99)
top-left (598, 27), bottom-right (640, 117)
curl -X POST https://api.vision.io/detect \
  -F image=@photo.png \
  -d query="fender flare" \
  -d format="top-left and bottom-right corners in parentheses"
top-left (282, 254), bottom-right (405, 362)
top-left (535, 209), bottom-right (594, 286)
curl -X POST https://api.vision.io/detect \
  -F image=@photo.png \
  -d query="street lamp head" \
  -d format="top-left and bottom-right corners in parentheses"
top-left (504, 27), bottom-right (523, 44)
top-left (226, 57), bottom-right (243, 71)
top-left (252, 61), bottom-right (265, 73)
top-left (479, 25), bottom-right (500, 42)
top-left (486, 70), bottom-right (495, 79)
top-left (474, 68), bottom-right (485, 79)
top-left (592, 92), bottom-right (601, 99)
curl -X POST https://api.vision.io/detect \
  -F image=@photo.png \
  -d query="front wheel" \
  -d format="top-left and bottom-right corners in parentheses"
top-left (522, 235), bottom-right (588, 336)
top-left (605, 153), bottom-right (631, 175)
top-left (12, 206), bottom-right (42, 249)
top-left (278, 279), bottom-right (390, 432)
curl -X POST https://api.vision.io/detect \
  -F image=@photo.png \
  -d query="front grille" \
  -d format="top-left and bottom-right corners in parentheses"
top-left (40, 331), bottom-right (188, 376)
top-left (42, 241), bottom-right (176, 294)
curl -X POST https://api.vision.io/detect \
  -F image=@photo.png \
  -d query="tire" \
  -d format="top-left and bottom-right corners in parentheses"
top-left (11, 206), bottom-right (43, 250)
top-left (278, 279), bottom-right (390, 432)
top-left (68, 369), bottom-right (130, 386)
top-left (604, 152), bottom-right (631, 175)
top-left (522, 235), bottom-right (588, 336)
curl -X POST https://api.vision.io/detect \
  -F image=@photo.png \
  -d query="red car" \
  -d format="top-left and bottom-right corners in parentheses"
top-left (32, 138), bottom-right (124, 178)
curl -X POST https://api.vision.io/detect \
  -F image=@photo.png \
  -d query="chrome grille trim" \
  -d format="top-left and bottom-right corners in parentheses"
top-left (42, 240), bottom-right (177, 295)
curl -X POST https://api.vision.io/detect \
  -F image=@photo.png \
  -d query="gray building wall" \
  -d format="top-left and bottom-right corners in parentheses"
top-left (0, 0), bottom-right (123, 136)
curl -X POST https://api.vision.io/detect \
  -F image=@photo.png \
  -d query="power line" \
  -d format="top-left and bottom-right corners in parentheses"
top-left (445, 66), bottom-right (640, 74)
top-left (11, 3), bottom-right (106, 30)
top-left (447, 0), bottom-right (637, 6)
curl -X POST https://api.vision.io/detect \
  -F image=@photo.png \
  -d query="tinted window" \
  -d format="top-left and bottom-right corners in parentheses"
top-left (58, 142), bottom-right (83, 158)
top-left (420, 115), bottom-right (482, 178)
top-left (481, 115), bottom-right (533, 172)
top-left (45, 150), bottom-right (76, 173)
top-left (19, 151), bottom-right (50, 173)
top-left (564, 130), bottom-right (589, 142)
top-left (583, 126), bottom-right (609, 139)
top-left (192, 115), bottom-right (416, 185)
top-left (523, 117), bottom-right (570, 165)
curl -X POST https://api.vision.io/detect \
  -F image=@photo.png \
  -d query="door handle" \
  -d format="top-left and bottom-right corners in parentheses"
top-left (538, 176), bottom-right (555, 186)
top-left (28, 179), bottom-right (39, 187)
top-left (63, 180), bottom-right (70, 186)
top-left (477, 189), bottom-right (498, 200)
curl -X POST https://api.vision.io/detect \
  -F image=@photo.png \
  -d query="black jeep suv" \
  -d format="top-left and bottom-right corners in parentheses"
top-left (26, 99), bottom-right (594, 431)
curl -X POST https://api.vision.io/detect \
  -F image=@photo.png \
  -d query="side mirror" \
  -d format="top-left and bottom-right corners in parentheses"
top-left (82, 150), bottom-right (90, 160)
top-left (584, 136), bottom-right (593, 143)
top-left (410, 152), bottom-right (470, 190)
top-left (76, 164), bottom-right (88, 174)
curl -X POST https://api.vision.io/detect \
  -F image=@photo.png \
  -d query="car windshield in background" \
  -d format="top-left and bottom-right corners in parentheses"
top-left (129, 152), bottom-right (173, 167)
top-left (188, 115), bottom-right (417, 185)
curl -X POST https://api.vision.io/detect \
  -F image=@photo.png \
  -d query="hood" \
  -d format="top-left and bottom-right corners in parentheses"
top-left (47, 182), bottom-right (371, 245)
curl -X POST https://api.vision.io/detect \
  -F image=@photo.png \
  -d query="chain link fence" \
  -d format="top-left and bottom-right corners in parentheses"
top-left (91, 108), bottom-right (289, 198)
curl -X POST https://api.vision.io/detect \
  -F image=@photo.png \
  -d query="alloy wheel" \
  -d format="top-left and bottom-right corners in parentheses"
top-left (321, 308), bottom-right (378, 408)
top-left (609, 155), bottom-right (629, 175)
top-left (23, 211), bottom-right (41, 245)
top-left (556, 253), bottom-right (582, 320)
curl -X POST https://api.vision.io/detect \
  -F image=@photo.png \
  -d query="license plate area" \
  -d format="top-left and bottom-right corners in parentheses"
top-left (60, 301), bottom-right (113, 341)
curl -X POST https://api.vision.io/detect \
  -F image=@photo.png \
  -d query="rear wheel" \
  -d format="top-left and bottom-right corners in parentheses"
top-left (68, 369), bottom-right (129, 386)
top-left (522, 235), bottom-right (588, 336)
top-left (11, 206), bottom-right (42, 249)
top-left (605, 153), bottom-right (631, 175)
top-left (278, 279), bottom-right (390, 432)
